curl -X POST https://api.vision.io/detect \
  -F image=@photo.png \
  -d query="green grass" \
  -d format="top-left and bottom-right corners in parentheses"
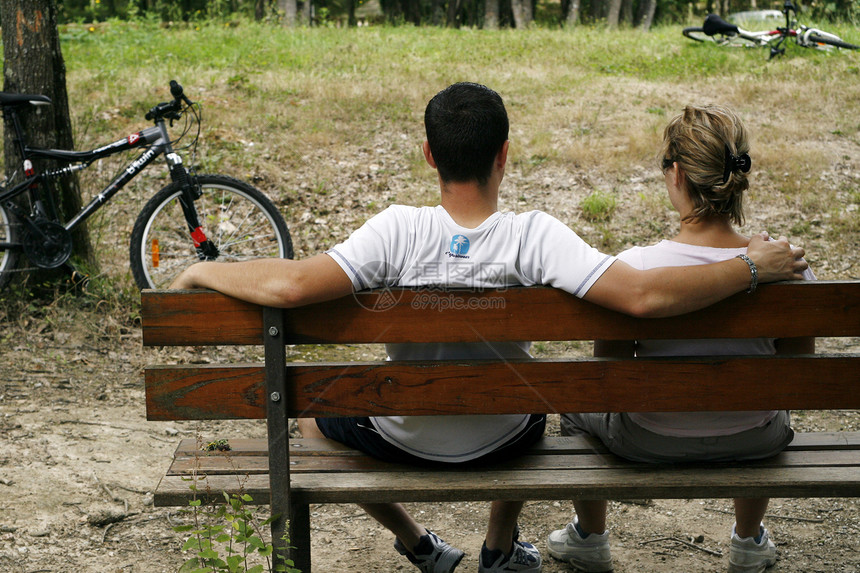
top-left (63, 20), bottom-right (860, 80)
top-left (4, 19), bottom-right (858, 301)
top-left (61, 21), bottom-right (860, 158)
top-left (581, 189), bottom-right (618, 221)
top-left (59, 21), bottom-right (860, 179)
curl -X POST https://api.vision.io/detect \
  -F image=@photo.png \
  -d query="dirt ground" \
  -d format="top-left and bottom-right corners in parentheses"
top-left (2, 78), bottom-right (860, 572)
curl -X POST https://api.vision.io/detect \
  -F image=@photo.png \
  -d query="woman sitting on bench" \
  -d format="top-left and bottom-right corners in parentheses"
top-left (548, 104), bottom-right (816, 573)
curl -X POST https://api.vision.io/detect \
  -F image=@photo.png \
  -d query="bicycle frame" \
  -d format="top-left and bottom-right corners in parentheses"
top-left (700, 13), bottom-right (794, 48)
top-left (0, 108), bottom-right (212, 257)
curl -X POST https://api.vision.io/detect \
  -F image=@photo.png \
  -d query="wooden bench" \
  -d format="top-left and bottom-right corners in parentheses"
top-left (141, 282), bottom-right (860, 572)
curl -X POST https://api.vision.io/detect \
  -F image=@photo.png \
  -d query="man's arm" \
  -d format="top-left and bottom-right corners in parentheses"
top-left (168, 253), bottom-right (354, 308)
top-left (584, 233), bottom-right (807, 318)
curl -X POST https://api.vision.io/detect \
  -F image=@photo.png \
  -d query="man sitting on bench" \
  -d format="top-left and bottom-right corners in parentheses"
top-left (169, 82), bottom-right (807, 573)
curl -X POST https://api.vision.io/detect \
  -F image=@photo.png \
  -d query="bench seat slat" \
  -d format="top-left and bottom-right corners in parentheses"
top-left (164, 449), bottom-right (860, 477)
top-left (154, 465), bottom-right (860, 507)
top-left (292, 466), bottom-right (860, 502)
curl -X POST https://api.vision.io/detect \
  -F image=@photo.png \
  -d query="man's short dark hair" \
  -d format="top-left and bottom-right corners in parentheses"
top-left (424, 82), bottom-right (509, 187)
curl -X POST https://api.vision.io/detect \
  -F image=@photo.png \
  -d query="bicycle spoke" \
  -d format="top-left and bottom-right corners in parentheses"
top-left (130, 175), bottom-right (291, 289)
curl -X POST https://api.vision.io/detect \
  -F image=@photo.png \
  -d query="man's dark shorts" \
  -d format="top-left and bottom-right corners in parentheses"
top-left (315, 415), bottom-right (546, 467)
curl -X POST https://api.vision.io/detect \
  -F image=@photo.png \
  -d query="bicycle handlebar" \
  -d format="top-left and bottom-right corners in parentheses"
top-left (145, 80), bottom-right (194, 122)
top-left (169, 80), bottom-right (193, 107)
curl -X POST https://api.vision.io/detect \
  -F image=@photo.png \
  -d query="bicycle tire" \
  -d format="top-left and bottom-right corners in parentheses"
top-left (683, 26), bottom-right (763, 47)
top-left (683, 27), bottom-right (713, 43)
top-left (0, 203), bottom-right (20, 289)
top-left (805, 32), bottom-right (860, 50)
top-left (129, 174), bottom-right (293, 290)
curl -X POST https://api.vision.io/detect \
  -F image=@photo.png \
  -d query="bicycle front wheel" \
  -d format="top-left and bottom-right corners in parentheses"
top-left (0, 203), bottom-right (20, 289)
top-left (130, 174), bottom-right (293, 290)
top-left (805, 32), bottom-right (860, 50)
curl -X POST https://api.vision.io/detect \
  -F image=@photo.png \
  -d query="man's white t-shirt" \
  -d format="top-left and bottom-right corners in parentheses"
top-left (327, 204), bottom-right (615, 462)
top-left (618, 239), bottom-right (816, 437)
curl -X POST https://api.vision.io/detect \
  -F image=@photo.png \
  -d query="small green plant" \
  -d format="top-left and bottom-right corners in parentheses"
top-left (580, 190), bottom-right (617, 222)
top-left (174, 487), bottom-right (299, 573)
top-left (203, 438), bottom-right (233, 452)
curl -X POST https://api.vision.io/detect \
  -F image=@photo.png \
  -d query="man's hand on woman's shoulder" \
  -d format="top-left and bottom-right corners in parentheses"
top-left (747, 232), bottom-right (807, 283)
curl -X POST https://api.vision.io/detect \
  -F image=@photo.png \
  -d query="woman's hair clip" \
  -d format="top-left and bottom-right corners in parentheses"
top-left (723, 145), bottom-right (751, 184)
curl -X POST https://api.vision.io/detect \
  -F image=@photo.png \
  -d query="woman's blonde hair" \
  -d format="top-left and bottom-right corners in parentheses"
top-left (659, 105), bottom-right (750, 226)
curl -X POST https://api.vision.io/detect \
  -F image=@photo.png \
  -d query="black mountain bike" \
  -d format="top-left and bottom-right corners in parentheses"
top-left (683, 1), bottom-right (859, 59)
top-left (0, 80), bottom-right (292, 290)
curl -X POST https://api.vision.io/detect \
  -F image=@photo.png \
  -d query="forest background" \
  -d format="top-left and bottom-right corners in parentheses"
top-left (57, 0), bottom-right (860, 31)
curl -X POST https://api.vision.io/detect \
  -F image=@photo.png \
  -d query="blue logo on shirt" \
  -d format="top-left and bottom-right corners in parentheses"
top-left (450, 235), bottom-right (470, 256)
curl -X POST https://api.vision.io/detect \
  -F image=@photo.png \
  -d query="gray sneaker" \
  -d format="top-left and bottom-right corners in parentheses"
top-left (394, 529), bottom-right (465, 573)
top-left (546, 519), bottom-right (612, 572)
top-left (478, 539), bottom-right (542, 573)
top-left (728, 524), bottom-right (776, 573)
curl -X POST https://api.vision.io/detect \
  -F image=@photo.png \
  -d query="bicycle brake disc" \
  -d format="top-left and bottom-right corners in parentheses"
top-left (22, 218), bottom-right (73, 269)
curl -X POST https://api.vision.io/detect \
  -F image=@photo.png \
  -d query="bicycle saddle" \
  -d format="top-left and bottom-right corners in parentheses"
top-left (703, 13), bottom-right (740, 36)
top-left (0, 93), bottom-right (51, 107)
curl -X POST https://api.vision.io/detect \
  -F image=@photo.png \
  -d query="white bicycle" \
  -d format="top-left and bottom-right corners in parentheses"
top-left (683, 0), bottom-right (859, 59)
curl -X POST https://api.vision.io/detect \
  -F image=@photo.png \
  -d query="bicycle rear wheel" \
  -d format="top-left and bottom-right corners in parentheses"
top-left (130, 174), bottom-right (293, 290)
top-left (683, 27), bottom-right (713, 42)
top-left (683, 27), bottom-right (762, 47)
top-left (0, 203), bottom-right (20, 289)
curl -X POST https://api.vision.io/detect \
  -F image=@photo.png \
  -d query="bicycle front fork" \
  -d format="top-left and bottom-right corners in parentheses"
top-left (166, 152), bottom-right (219, 260)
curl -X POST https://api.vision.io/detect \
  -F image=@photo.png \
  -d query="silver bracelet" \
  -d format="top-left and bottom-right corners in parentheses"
top-left (736, 254), bottom-right (758, 294)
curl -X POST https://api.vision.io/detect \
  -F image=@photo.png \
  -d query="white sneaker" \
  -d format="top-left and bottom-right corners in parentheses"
top-left (546, 519), bottom-right (612, 572)
top-left (728, 524), bottom-right (777, 573)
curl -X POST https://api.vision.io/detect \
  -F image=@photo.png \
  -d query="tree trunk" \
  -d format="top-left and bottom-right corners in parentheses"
top-left (302, 0), bottom-right (312, 24)
top-left (278, 0), bottom-right (297, 25)
top-left (446, 0), bottom-right (460, 27)
top-left (606, 0), bottom-right (622, 26)
top-left (635, 0), bottom-right (656, 30)
top-left (255, 0), bottom-right (265, 19)
top-left (510, 0), bottom-right (527, 27)
top-left (484, 0), bottom-right (499, 28)
top-left (0, 0), bottom-right (96, 279)
top-left (564, 0), bottom-right (580, 26)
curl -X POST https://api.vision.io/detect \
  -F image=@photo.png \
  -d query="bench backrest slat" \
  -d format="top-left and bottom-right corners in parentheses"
top-left (142, 282), bottom-right (860, 346)
top-left (145, 356), bottom-right (859, 421)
